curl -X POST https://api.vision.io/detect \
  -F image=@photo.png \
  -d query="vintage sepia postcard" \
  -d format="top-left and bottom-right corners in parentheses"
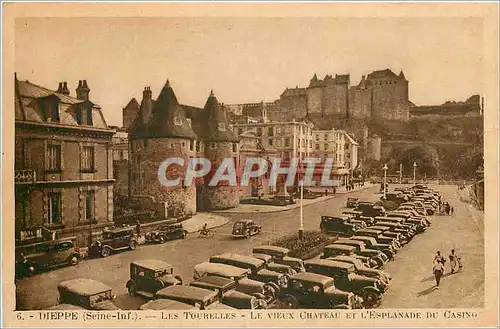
top-left (2, 2), bottom-right (499, 328)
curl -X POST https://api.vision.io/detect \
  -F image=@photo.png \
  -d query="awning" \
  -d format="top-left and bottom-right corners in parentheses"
top-left (331, 168), bottom-right (350, 175)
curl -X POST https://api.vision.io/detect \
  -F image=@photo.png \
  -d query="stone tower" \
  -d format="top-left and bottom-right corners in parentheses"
top-left (197, 90), bottom-right (240, 210)
top-left (129, 80), bottom-right (198, 218)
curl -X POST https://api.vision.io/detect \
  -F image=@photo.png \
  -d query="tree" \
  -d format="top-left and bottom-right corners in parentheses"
top-left (400, 145), bottom-right (440, 177)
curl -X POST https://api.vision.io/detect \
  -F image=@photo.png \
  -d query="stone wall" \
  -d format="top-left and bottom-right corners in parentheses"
top-left (113, 160), bottom-right (129, 197)
top-left (323, 84), bottom-right (349, 116)
top-left (306, 87), bottom-right (323, 115)
top-left (371, 80), bottom-right (409, 122)
top-left (130, 137), bottom-right (196, 218)
top-left (349, 88), bottom-right (372, 119)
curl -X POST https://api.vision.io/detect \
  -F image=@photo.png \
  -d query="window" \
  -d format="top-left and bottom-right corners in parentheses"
top-left (315, 144), bottom-right (320, 150)
top-left (324, 134), bottom-right (328, 141)
top-left (315, 135), bottom-right (319, 141)
top-left (43, 100), bottom-right (59, 123)
top-left (196, 141), bottom-right (201, 152)
top-left (82, 146), bottom-right (95, 172)
top-left (238, 128), bottom-right (243, 135)
top-left (232, 143), bottom-right (237, 152)
top-left (309, 140), bottom-right (312, 148)
top-left (47, 144), bottom-right (61, 171)
top-left (83, 191), bottom-right (95, 221)
top-left (190, 140), bottom-right (195, 151)
top-left (173, 117), bottom-right (182, 126)
top-left (268, 127), bottom-right (274, 137)
top-left (47, 192), bottom-right (62, 225)
top-left (268, 138), bottom-right (273, 146)
top-left (345, 144), bottom-right (350, 150)
top-left (284, 138), bottom-right (290, 147)
top-left (257, 127), bottom-right (262, 137)
top-left (324, 144), bottom-right (328, 151)
top-left (78, 106), bottom-right (93, 125)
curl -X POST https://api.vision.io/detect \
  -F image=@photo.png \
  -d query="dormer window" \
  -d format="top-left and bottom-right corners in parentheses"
top-left (174, 117), bottom-right (182, 126)
top-left (77, 104), bottom-right (93, 126)
top-left (41, 99), bottom-right (60, 123)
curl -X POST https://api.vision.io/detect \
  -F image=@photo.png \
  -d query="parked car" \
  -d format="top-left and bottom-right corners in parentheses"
top-left (126, 259), bottom-right (183, 298)
top-left (144, 223), bottom-right (187, 244)
top-left (232, 220), bottom-right (262, 238)
top-left (250, 253), bottom-right (297, 276)
top-left (342, 210), bottom-right (363, 219)
top-left (380, 192), bottom-right (408, 203)
top-left (139, 299), bottom-right (196, 310)
top-left (329, 255), bottom-right (392, 284)
top-left (375, 216), bottom-right (418, 235)
top-left (332, 238), bottom-right (388, 268)
top-left (189, 276), bottom-right (267, 309)
top-left (193, 262), bottom-right (277, 303)
top-left (356, 203), bottom-right (386, 218)
top-left (209, 253), bottom-right (287, 289)
top-left (341, 212), bottom-right (368, 229)
top-left (320, 216), bottom-right (361, 236)
top-left (15, 237), bottom-right (80, 277)
top-left (304, 259), bottom-right (387, 308)
top-left (354, 229), bottom-right (401, 251)
top-left (56, 278), bottom-right (120, 310)
top-left (153, 285), bottom-right (235, 310)
top-left (349, 236), bottom-right (395, 259)
top-left (346, 197), bottom-right (360, 208)
top-left (368, 225), bottom-right (406, 245)
top-left (320, 244), bottom-right (374, 267)
top-left (252, 245), bottom-right (305, 273)
top-left (359, 216), bottom-right (376, 226)
top-left (279, 272), bottom-right (363, 309)
top-left (89, 226), bottom-right (138, 258)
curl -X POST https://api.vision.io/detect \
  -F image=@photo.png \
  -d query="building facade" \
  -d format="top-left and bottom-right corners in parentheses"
top-left (110, 127), bottom-right (129, 197)
top-left (15, 76), bottom-right (115, 247)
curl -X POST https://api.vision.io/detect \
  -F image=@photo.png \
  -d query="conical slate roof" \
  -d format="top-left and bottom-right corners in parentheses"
top-left (136, 80), bottom-right (197, 140)
top-left (199, 91), bottom-right (239, 143)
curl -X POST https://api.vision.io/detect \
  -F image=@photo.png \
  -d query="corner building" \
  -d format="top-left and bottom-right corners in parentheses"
top-left (129, 80), bottom-right (197, 218)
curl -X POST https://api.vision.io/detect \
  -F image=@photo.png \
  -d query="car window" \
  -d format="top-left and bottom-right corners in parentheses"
top-left (56, 242), bottom-right (73, 251)
top-left (35, 244), bottom-right (50, 253)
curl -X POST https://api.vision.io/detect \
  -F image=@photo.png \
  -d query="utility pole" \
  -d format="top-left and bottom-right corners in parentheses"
top-left (299, 180), bottom-right (304, 240)
top-left (383, 164), bottom-right (388, 199)
top-left (399, 163), bottom-right (402, 185)
top-left (413, 162), bottom-right (417, 187)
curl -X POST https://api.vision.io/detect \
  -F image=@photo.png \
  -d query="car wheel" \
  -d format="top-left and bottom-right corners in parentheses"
top-left (362, 290), bottom-right (380, 308)
top-left (174, 275), bottom-right (184, 285)
top-left (129, 241), bottom-right (138, 250)
top-left (158, 235), bottom-right (167, 244)
top-left (27, 263), bottom-right (37, 276)
top-left (127, 281), bottom-right (136, 296)
top-left (332, 303), bottom-right (350, 309)
top-left (181, 231), bottom-right (187, 239)
top-left (374, 257), bottom-right (384, 269)
top-left (383, 249), bottom-right (394, 260)
top-left (68, 256), bottom-right (79, 266)
top-left (101, 247), bottom-right (111, 257)
top-left (281, 295), bottom-right (298, 309)
top-left (245, 231), bottom-right (251, 239)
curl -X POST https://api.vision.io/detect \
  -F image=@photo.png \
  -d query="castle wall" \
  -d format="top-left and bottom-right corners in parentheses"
top-left (130, 138), bottom-right (196, 218)
top-left (322, 84), bottom-right (349, 116)
top-left (349, 87), bottom-right (372, 119)
top-left (306, 87), bottom-right (323, 115)
top-left (270, 96), bottom-right (307, 121)
top-left (371, 80), bottom-right (409, 122)
top-left (123, 106), bottom-right (139, 131)
top-left (200, 141), bottom-right (239, 210)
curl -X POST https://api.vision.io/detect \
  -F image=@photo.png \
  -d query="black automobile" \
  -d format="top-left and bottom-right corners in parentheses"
top-left (320, 216), bottom-right (361, 236)
top-left (89, 226), bottom-right (138, 258)
top-left (354, 229), bottom-right (401, 251)
top-left (332, 238), bottom-right (388, 268)
top-left (349, 235), bottom-right (395, 259)
top-left (144, 223), bottom-right (187, 244)
top-left (356, 203), bottom-right (386, 218)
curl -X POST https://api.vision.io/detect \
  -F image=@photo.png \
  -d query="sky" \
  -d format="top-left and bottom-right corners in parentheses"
top-left (15, 17), bottom-right (484, 126)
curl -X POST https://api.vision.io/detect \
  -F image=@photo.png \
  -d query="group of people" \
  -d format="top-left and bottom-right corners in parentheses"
top-left (432, 250), bottom-right (463, 289)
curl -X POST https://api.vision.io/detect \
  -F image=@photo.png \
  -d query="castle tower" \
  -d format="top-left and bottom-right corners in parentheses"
top-left (197, 90), bottom-right (240, 210)
top-left (129, 80), bottom-right (198, 218)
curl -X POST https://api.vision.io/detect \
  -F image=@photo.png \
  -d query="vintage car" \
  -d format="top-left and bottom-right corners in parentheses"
top-left (340, 213), bottom-right (368, 229)
top-left (367, 225), bottom-right (406, 245)
top-left (375, 216), bottom-right (418, 234)
top-left (193, 262), bottom-right (277, 303)
top-left (144, 223), bottom-right (187, 244)
top-left (126, 259), bottom-right (183, 298)
top-left (139, 299), bottom-right (196, 310)
top-left (332, 238), bottom-right (388, 267)
top-left (231, 220), bottom-right (262, 238)
top-left (209, 253), bottom-right (287, 289)
top-left (15, 237), bottom-right (80, 277)
top-left (279, 272), bottom-right (363, 309)
top-left (380, 192), bottom-right (408, 203)
top-left (376, 221), bottom-right (415, 241)
top-left (153, 285), bottom-right (235, 310)
top-left (89, 226), bottom-right (138, 258)
top-left (349, 236), bottom-right (395, 259)
top-left (329, 255), bottom-right (392, 284)
top-left (356, 203), bottom-right (386, 218)
top-left (353, 229), bottom-right (401, 251)
top-left (320, 216), bottom-right (362, 236)
top-left (189, 276), bottom-right (267, 309)
top-left (387, 211), bottom-right (430, 229)
top-left (359, 216), bottom-right (376, 226)
top-left (57, 278), bottom-right (120, 310)
top-left (345, 197), bottom-right (360, 208)
top-left (251, 253), bottom-right (297, 276)
top-left (252, 245), bottom-right (305, 273)
top-left (320, 244), bottom-right (374, 267)
top-left (304, 259), bottom-right (387, 308)
top-left (342, 210), bottom-right (363, 219)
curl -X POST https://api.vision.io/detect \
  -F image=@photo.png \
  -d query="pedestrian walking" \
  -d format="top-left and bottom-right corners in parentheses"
top-left (448, 249), bottom-right (463, 273)
top-left (433, 260), bottom-right (445, 289)
top-left (333, 187), bottom-right (337, 194)
top-left (434, 250), bottom-right (446, 265)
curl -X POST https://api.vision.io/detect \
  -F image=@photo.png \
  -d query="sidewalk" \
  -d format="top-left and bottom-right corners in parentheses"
top-left (213, 183), bottom-right (375, 214)
top-left (181, 212), bottom-right (230, 233)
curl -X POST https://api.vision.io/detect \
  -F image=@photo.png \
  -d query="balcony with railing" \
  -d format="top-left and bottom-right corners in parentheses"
top-left (15, 169), bottom-right (37, 184)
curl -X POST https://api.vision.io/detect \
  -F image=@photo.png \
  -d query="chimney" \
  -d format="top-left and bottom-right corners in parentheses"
top-left (76, 79), bottom-right (90, 100)
top-left (61, 82), bottom-right (70, 95)
top-left (143, 86), bottom-right (152, 100)
top-left (56, 82), bottom-right (63, 93)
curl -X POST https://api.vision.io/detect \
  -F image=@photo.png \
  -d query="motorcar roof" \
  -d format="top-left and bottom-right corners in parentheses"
top-left (305, 259), bottom-right (354, 270)
top-left (334, 239), bottom-right (363, 246)
top-left (58, 278), bottom-right (112, 296)
top-left (156, 285), bottom-right (218, 302)
top-left (211, 253), bottom-right (264, 267)
top-left (342, 210), bottom-right (362, 214)
top-left (357, 228), bottom-right (384, 234)
top-left (140, 299), bottom-right (195, 310)
top-left (324, 244), bottom-right (356, 251)
top-left (291, 271), bottom-right (334, 284)
top-left (351, 235), bottom-right (377, 242)
top-left (104, 226), bottom-right (134, 233)
top-left (234, 219), bottom-right (254, 224)
top-left (15, 237), bottom-right (76, 250)
top-left (251, 253), bottom-right (273, 262)
top-left (376, 216), bottom-right (403, 221)
top-left (190, 276), bottom-right (235, 289)
top-left (330, 255), bottom-right (361, 263)
top-left (253, 245), bottom-right (289, 254)
top-left (194, 262), bottom-right (249, 277)
top-left (131, 259), bottom-right (173, 271)
top-left (347, 197), bottom-right (359, 200)
top-left (369, 225), bottom-right (392, 230)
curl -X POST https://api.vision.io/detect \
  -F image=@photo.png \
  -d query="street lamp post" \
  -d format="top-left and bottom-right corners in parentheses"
top-left (382, 164), bottom-right (388, 199)
top-left (299, 179), bottom-right (304, 240)
top-left (413, 162), bottom-right (417, 187)
top-left (399, 163), bottom-right (403, 185)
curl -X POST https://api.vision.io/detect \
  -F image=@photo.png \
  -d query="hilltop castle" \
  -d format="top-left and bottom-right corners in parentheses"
top-left (225, 68), bottom-right (411, 123)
